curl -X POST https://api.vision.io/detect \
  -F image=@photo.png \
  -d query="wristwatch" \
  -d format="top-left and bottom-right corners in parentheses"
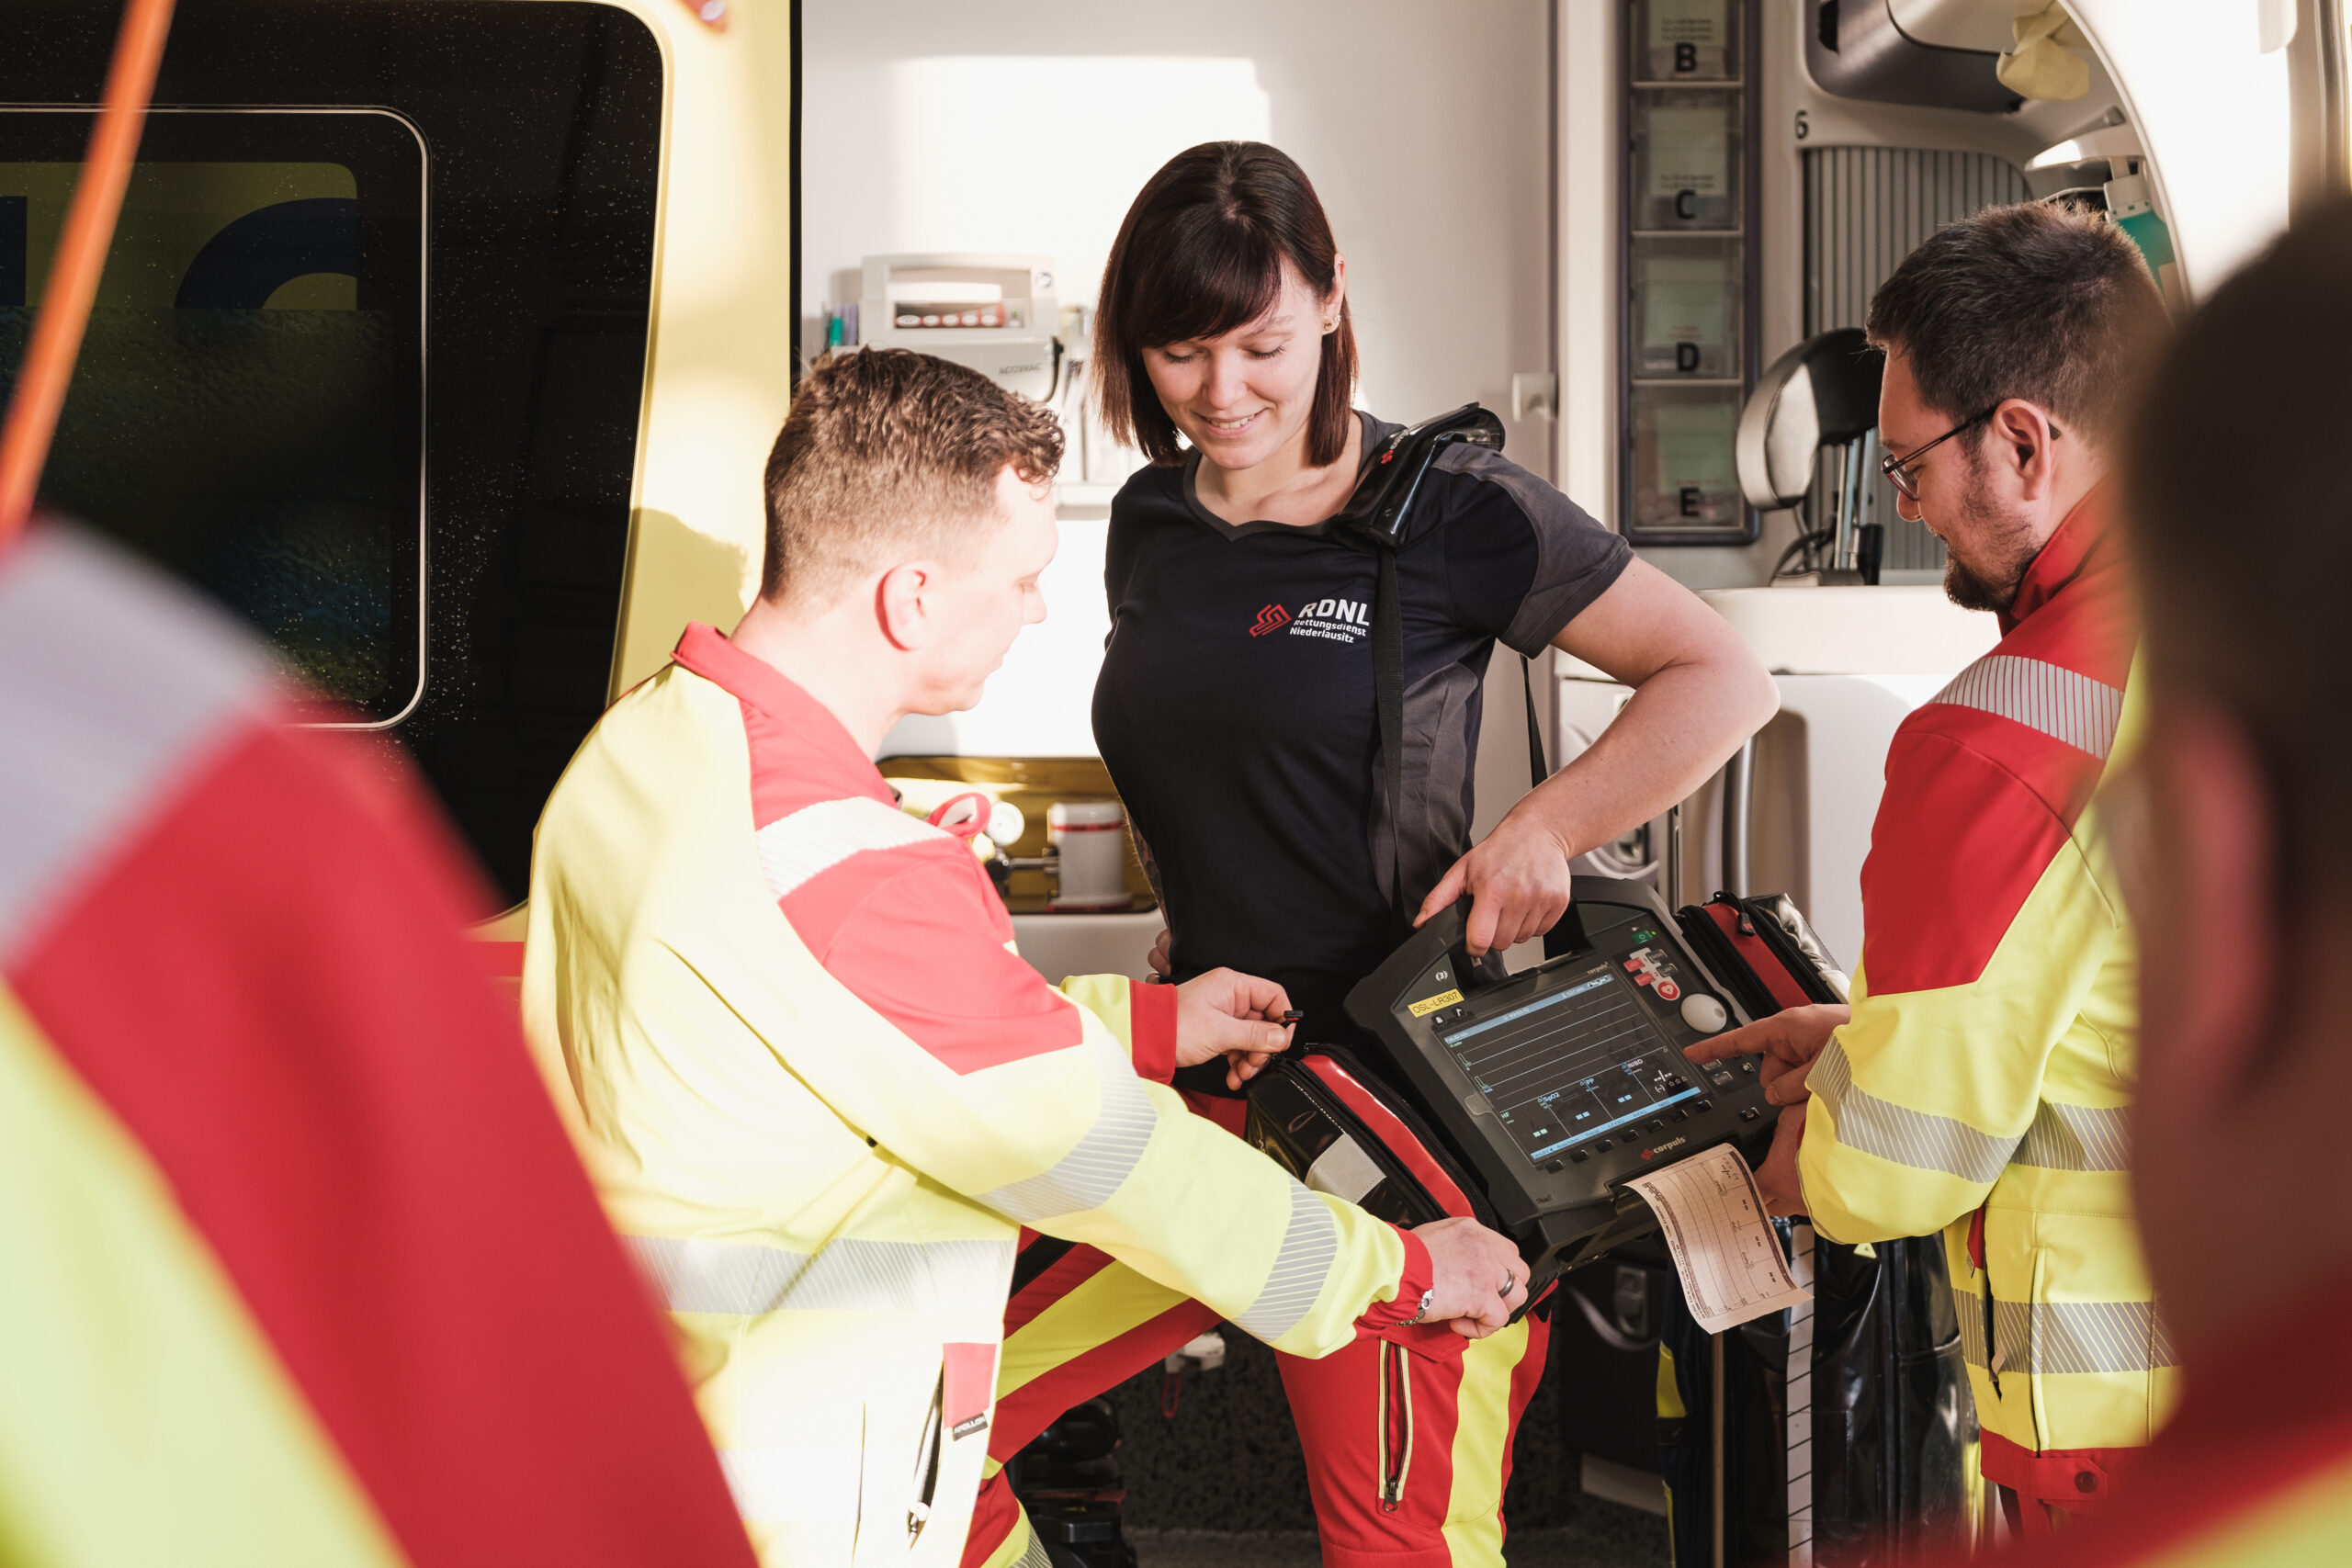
top-left (1401, 1287), bottom-right (1437, 1326)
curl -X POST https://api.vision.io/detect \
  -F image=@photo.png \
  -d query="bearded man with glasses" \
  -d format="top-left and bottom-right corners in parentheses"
top-left (1687, 200), bottom-right (2172, 1537)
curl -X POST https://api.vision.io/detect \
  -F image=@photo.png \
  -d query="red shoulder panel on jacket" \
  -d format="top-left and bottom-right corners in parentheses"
top-left (1860, 727), bottom-right (2075, 994)
top-left (1906, 698), bottom-right (2109, 832)
top-left (819, 857), bottom-right (1086, 1074)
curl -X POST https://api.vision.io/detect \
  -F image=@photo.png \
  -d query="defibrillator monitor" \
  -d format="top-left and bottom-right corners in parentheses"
top-left (1433, 962), bottom-right (1708, 1163)
top-left (1340, 878), bottom-right (1782, 1277)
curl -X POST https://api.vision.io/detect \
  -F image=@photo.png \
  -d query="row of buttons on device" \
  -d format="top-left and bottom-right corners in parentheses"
top-left (1622, 947), bottom-right (1683, 1002)
top-left (1555, 1100), bottom-right (1712, 1167)
top-left (1705, 1059), bottom-right (1758, 1089)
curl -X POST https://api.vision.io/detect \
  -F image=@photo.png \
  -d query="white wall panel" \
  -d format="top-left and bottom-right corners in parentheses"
top-left (809, 0), bottom-right (1559, 791)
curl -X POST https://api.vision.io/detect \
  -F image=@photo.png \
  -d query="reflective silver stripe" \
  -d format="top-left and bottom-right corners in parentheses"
top-left (1932, 654), bottom-right (2124, 761)
top-left (981, 1041), bottom-right (1160, 1222)
top-left (1011, 1523), bottom-right (1054, 1568)
top-left (1956, 1293), bottom-right (1985, 1369)
top-left (2013, 1100), bottom-right (2132, 1172)
top-left (1303, 1132), bottom-right (1385, 1203)
top-left (1810, 1039), bottom-right (2019, 1184)
top-left (0, 527), bottom-right (275, 960)
top-left (755, 795), bottom-right (944, 898)
top-left (1785, 1224), bottom-right (1816, 1564)
top-left (624, 1235), bottom-right (1012, 1315)
top-left (1957, 1296), bottom-right (2177, 1375)
top-left (715, 1447), bottom-right (864, 1523)
top-left (1231, 1179), bottom-right (1340, 1342)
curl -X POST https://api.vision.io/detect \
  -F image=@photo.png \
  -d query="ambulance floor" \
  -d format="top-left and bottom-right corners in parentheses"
top-left (1105, 1332), bottom-right (1672, 1568)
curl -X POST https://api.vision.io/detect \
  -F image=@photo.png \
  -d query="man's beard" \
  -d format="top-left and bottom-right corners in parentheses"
top-left (1939, 469), bottom-right (2040, 615)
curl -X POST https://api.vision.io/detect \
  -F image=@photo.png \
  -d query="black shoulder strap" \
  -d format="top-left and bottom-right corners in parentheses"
top-left (1371, 545), bottom-right (1408, 920)
top-left (1334, 405), bottom-right (1522, 928)
top-left (1521, 650), bottom-right (1551, 791)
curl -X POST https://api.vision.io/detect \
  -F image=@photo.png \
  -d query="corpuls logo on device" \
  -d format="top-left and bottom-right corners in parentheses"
top-left (1286, 596), bottom-right (1370, 645)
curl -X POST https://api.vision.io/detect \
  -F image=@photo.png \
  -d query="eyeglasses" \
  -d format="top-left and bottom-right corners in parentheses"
top-left (1879, 404), bottom-right (2000, 502)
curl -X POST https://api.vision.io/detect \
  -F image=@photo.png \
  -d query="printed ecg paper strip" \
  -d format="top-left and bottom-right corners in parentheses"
top-left (1624, 1143), bottom-right (1811, 1334)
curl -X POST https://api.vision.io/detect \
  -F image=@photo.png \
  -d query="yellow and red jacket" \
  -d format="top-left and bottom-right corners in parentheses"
top-left (0, 529), bottom-right (752, 1568)
top-left (1796, 490), bottom-right (2169, 1509)
top-left (523, 625), bottom-right (1426, 1568)
top-left (1932, 1276), bottom-right (2352, 1565)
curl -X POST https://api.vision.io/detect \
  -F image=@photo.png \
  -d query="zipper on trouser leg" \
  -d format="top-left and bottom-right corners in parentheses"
top-left (1377, 1340), bottom-right (1414, 1513)
top-left (910, 1367), bottom-right (944, 1543)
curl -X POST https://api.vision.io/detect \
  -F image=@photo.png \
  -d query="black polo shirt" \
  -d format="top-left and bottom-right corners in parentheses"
top-left (1091, 413), bottom-right (1631, 1051)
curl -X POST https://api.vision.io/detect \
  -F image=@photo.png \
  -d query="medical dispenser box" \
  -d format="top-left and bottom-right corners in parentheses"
top-left (858, 253), bottom-right (1061, 401)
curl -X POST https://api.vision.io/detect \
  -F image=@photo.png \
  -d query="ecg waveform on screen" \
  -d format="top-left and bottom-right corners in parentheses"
top-left (1441, 967), bottom-right (1697, 1159)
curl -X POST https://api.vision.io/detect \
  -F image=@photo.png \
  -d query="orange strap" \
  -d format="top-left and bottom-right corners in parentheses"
top-left (0, 0), bottom-right (178, 545)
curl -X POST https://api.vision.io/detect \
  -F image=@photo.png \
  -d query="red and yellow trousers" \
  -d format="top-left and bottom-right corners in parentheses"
top-left (963, 1100), bottom-right (1552, 1568)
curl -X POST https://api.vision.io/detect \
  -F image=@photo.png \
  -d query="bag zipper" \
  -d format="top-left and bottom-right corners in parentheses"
top-left (1376, 1339), bottom-right (1414, 1512)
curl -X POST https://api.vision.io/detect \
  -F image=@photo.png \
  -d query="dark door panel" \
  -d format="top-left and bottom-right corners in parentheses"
top-left (0, 0), bottom-right (662, 901)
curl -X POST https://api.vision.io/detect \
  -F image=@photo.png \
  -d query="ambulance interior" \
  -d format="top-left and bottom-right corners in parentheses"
top-left (0, 0), bottom-right (2335, 1562)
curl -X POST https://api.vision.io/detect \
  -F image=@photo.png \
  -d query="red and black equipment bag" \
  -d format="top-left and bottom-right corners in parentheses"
top-left (1674, 890), bottom-right (1848, 1017)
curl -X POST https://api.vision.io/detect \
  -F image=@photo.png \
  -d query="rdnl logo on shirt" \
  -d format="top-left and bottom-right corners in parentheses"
top-left (1247, 597), bottom-right (1369, 642)
top-left (1286, 596), bottom-right (1370, 644)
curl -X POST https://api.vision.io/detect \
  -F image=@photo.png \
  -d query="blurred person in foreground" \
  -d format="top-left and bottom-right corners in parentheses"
top-left (1686, 201), bottom-right (2172, 1534)
top-left (1985, 199), bottom-right (2352, 1564)
top-left (0, 525), bottom-right (755, 1566)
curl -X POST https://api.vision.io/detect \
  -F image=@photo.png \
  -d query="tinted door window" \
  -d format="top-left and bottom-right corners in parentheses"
top-left (0, 3), bottom-right (662, 901)
top-left (2, 109), bottom-right (425, 721)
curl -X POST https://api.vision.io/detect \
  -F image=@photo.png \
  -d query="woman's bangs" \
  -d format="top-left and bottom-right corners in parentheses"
top-left (1130, 219), bottom-right (1286, 348)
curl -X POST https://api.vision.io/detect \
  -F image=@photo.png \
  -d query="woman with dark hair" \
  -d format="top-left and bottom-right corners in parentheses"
top-left (967, 142), bottom-right (1775, 1568)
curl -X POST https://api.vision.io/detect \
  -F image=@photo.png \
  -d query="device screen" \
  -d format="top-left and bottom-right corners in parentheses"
top-left (1436, 963), bottom-right (1701, 1164)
